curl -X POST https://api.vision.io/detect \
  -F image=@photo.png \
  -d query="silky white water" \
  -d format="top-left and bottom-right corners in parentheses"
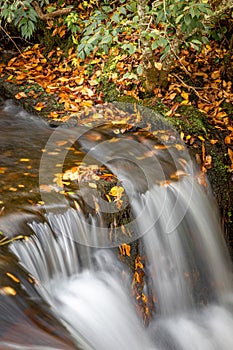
top-left (9, 175), bottom-right (233, 350)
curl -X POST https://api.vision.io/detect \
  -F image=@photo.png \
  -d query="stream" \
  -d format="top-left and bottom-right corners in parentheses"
top-left (0, 98), bottom-right (233, 349)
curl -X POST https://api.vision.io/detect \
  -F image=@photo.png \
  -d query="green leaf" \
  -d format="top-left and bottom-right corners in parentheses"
top-left (28, 8), bottom-right (38, 22)
top-left (160, 45), bottom-right (170, 61)
top-left (136, 64), bottom-right (143, 75)
top-left (111, 13), bottom-right (121, 23)
top-left (184, 14), bottom-right (191, 26)
top-left (123, 72), bottom-right (137, 79)
top-left (78, 50), bottom-right (86, 60)
top-left (100, 34), bottom-right (112, 44)
top-left (191, 39), bottom-right (202, 45)
top-left (47, 6), bottom-right (57, 13)
top-left (175, 13), bottom-right (184, 24)
top-left (190, 42), bottom-right (200, 51)
top-left (151, 41), bottom-right (159, 50)
top-left (190, 6), bottom-right (195, 18)
top-left (122, 43), bottom-right (136, 54)
top-left (119, 6), bottom-right (127, 15)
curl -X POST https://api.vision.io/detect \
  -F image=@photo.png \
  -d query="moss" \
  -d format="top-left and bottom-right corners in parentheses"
top-left (103, 54), bottom-right (119, 74)
top-left (141, 98), bottom-right (170, 115)
top-left (96, 75), bottom-right (119, 102)
top-left (117, 95), bottom-right (139, 104)
top-left (222, 101), bottom-right (233, 116)
top-left (167, 105), bottom-right (209, 136)
top-left (209, 151), bottom-right (229, 196)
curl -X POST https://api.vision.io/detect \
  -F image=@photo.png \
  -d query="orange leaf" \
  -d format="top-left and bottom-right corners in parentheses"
top-left (119, 243), bottom-right (130, 256)
top-left (211, 70), bottom-right (220, 79)
top-left (16, 73), bottom-right (27, 81)
top-left (34, 102), bottom-right (45, 111)
top-left (15, 92), bottom-right (27, 99)
top-left (225, 135), bottom-right (232, 144)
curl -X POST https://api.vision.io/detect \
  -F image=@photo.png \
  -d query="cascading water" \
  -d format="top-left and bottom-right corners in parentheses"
top-left (8, 177), bottom-right (233, 350)
top-left (0, 101), bottom-right (233, 349)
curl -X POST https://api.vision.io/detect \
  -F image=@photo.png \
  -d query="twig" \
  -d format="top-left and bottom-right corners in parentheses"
top-left (0, 25), bottom-right (25, 57)
top-left (171, 73), bottom-right (211, 104)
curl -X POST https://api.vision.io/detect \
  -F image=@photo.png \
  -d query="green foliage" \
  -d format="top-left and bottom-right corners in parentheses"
top-left (67, 0), bottom-right (218, 62)
top-left (0, 0), bottom-right (49, 39)
top-left (147, 0), bottom-right (214, 55)
top-left (67, 1), bottom-right (136, 59)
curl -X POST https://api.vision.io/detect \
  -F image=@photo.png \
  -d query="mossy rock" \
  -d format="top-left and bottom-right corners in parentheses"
top-left (167, 105), bottom-right (209, 136)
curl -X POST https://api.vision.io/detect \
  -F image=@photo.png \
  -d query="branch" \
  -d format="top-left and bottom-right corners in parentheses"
top-left (32, 2), bottom-right (72, 21)
top-left (0, 25), bottom-right (25, 57)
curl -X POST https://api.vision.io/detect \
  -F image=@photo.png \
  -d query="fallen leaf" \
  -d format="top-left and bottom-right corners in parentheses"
top-left (109, 186), bottom-right (124, 199)
top-left (88, 182), bottom-right (97, 189)
top-left (154, 62), bottom-right (163, 70)
top-left (119, 243), bottom-right (131, 256)
top-left (181, 91), bottom-right (189, 100)
top-left (15, 92), bottom-right (27, 99)
top-left (20, 158), bottom-right (30, 162)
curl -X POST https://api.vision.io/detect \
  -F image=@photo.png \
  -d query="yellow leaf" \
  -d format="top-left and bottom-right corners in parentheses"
top-left (6, 272), bottom-right (20, 283)
top-left (9, 187), bottom-right (17, 192)
top-left (20, 158), bottom-right (30, 162)
top-left (181, 91), bottom-right (189, 100)
top-left (109, 186), bottom-right (124, 198)
top-left (0, 286), bottom-right (16, 296)
top-left (80, 100), bottom-right (93, 107)
top-left (134, 271), bottom-right (141, 283)
top-left (180, 100), bottom-right (189, 105)
top-left (198, 136), bottom-right (205, 142)
top-left (6, 75), bottom-right (14, 81)
top-left (154, 62), bottom-right (162, 70)
top-left (34, 102), bottom-right (45, 111)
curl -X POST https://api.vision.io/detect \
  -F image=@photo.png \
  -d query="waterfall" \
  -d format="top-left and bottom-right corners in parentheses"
top-left (7, 175), bottom-right (233, 350)
top-left (0, 102), bottom-right (233, 349)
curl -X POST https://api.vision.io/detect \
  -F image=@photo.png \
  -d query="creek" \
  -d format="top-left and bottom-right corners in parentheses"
top-left (0, 99), bottom-right (233, 349)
